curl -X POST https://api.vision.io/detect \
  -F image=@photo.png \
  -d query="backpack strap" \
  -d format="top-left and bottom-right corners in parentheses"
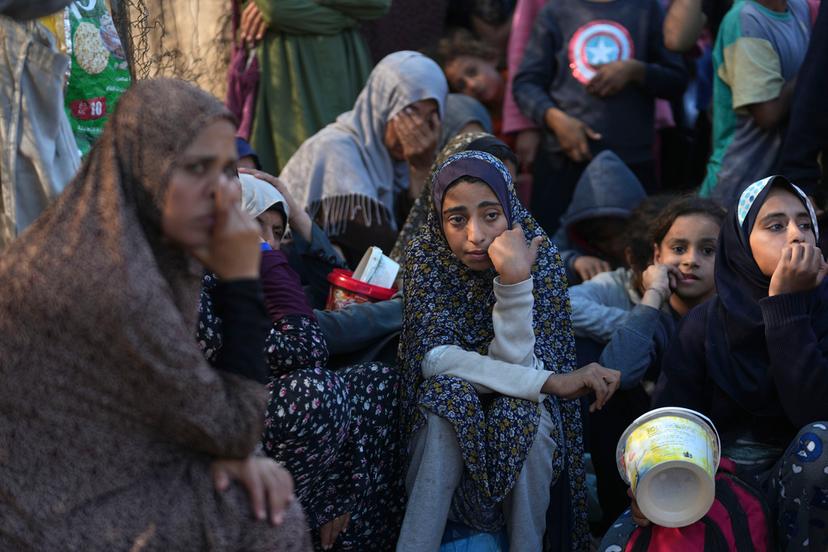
top-left (700, 517), bottom-right (730, 552)
top-left (715, 476), bottom-right (754, 552)
top-left (629, 526), bottom-right (652, 552)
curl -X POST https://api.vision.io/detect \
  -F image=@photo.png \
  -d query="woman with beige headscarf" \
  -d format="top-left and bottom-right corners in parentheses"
top-left (0, 78), bottom-right (310, 551)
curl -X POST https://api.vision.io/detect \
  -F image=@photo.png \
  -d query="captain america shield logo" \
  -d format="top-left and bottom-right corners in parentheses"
top-left (568, 20), bottom-right (634, 85)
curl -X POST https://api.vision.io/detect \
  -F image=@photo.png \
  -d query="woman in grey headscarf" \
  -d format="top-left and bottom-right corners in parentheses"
top-left (279, 51), bottom-right (447, 266)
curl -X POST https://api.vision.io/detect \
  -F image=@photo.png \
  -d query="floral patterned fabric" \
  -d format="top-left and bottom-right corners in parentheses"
top-left (398, 150), bottom-right (589, 548)
top-left (198, 273), bottom-right (404, 551)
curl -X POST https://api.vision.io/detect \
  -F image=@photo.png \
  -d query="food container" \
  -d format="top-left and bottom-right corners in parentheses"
top-left (325, 269), bottom-right (396, 310)
top-left (352, 246), bottom-right (400, 289)
top-left (616, 407), bottom-right (721, 528)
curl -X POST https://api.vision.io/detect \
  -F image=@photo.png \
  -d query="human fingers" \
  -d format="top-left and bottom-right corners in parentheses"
top-left (240, 2), bottom-right (259, 42)
top-left (628, 488), bottom-right (651, 527)
top-left (242, 464), bottom-right (267, 522)
top-left (583, 123), bottom-right (602, 141)
top-left (264, 463), bottom-right (292, 526)
top-left (588, 371), bottom-right (610, 412)
top-left (251, 10), bottom-right (267, 41)
top-left (601, 367), bottom-right (622, 400)
top-left (791, 243), bottom-right (806, 265)
top-left (212, 180), bottom-right (231, 233)
top-left (586, 70), bottom-right (604, 94)
top-left (576, 130), bottom-right (590, 162)
top-left (211, 463), bottom-right (231, 492)
top-left (238, 168), bottom-right (290, 198)
top-left (320, 520), bottom-right (333, 549)
top-left (778, 245), bottom-right (793, 269)
top-left (666, 265), bottom-right (683, 291)
top-left (528, 235), bottom-right (544, 266)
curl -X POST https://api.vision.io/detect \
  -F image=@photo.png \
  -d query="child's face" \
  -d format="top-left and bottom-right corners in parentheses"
top-left (654, 214), bottom-right (720, 303)
top-left (257, 208), bottom-right (285, 250)
top-left (444, 56), bottom-right (504, 105)
top-left (749, 187), bottom-right (816, 277)
top-left (441, 180), bottom-right (508, 271)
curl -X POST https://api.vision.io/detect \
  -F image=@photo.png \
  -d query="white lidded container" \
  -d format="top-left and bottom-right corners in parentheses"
top-left (616, 407), bottom-right (721, 528)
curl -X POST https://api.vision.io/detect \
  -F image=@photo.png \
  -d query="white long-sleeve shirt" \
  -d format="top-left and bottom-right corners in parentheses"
top-left (421, 277), bottom-right (551, 403)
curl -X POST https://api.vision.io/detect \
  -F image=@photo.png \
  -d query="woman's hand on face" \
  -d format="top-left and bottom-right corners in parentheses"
top-left (541, 362), bottom-right (621, 412)
top-left (191, 179), bottom-right (261, 280)
top-left (768, 243), bottom-right (828, 296)
top-left (641, 263), bottom-right (680, 308)
top-left (394, 107), bottom-right (441, 172)
top-left (211, 457), bottom-right (295, 526)
top-left (488, 224), bottom-right (543, 285)
top-left (573, 255), bottom-right (611, 281)
top-left (238, 168), bottom-right (313, 243)
top-left (628, 487), bottom-right (651, 527)
top-left (319, 512), bottom-right (351, 550)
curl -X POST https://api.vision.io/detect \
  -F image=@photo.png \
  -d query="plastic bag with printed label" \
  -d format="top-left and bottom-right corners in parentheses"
top-left (63, 0), bottom-right (130, 155)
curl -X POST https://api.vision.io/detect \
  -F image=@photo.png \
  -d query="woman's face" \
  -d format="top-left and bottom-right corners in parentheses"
top-left (161, 119), bottom-right (238, 251)
top-left (444, 55), bottom-right (504, 105)
top-left (654, 214), bottom-right (720, 303)
top-left (258, 208), bottom-right (285, 250)
top-left (384, 99), bottom-right (440, 161)
top-left (441, 179), bottom-right (508, 271)
top-left (749, 187), bottom-right (816, 277)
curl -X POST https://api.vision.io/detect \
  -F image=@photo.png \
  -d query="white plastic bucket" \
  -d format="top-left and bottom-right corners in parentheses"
top-left (616, 407), bottom-right (721, 528)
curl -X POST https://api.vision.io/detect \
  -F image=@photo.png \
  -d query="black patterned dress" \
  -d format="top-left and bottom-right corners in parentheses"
top-left (198, 273), bottom-right (404, 551)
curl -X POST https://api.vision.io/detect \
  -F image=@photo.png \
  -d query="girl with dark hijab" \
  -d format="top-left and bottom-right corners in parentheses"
top-left (398, 150), bottom-right (620, 551)
top-left (637, 176), bottom-right (828, 550)
top-left (0, 79), bottom-right (310, 550)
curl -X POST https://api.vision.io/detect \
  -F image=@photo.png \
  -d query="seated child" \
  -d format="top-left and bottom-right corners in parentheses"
top-left (589, 195), bottom-right (724, 529)
top-left (606, 176), bottom-right (828, 550)
top-left (397, 150), bottom-right (620, 551)
top-left (569, 195), bottom-right (674, 346)
top-left (553, 150), bottom-right (647, 284)
top-left (600, 196), bottom-right (724, 389)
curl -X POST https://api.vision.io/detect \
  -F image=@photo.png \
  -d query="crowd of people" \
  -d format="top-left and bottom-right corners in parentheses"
top-left (1, 0), bottom-right (828, 550)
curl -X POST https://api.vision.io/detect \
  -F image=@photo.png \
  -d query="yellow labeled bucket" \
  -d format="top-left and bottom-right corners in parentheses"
top-left (616, 407), bottom-right (721, 528)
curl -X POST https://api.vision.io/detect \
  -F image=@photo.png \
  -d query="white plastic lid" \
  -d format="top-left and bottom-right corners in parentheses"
top-left (635, 460), bottom-right (715, 528)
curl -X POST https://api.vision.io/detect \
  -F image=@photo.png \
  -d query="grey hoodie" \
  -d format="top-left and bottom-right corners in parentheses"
top-left (552, 150), bottom-right (646, 283)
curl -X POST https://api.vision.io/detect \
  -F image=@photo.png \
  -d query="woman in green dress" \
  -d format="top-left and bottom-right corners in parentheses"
top-left (241, 0), bottom-right (390, 174)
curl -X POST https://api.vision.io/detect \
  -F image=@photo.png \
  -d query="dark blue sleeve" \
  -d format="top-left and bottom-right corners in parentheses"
top-left (212, 279), bottom-right (270, 384)
top-left (760, 287), bottom-right (828, 428)
top-left (289, 222), bottom-right (348, 309)
top-left (512, 4), bottom-right (562, 126)
top-left (641, 0), bottom-right (689, 99)
top-left (653, 304), bottom-right (709, 411)
top-left (600, 304), bottom-right (669, 389)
